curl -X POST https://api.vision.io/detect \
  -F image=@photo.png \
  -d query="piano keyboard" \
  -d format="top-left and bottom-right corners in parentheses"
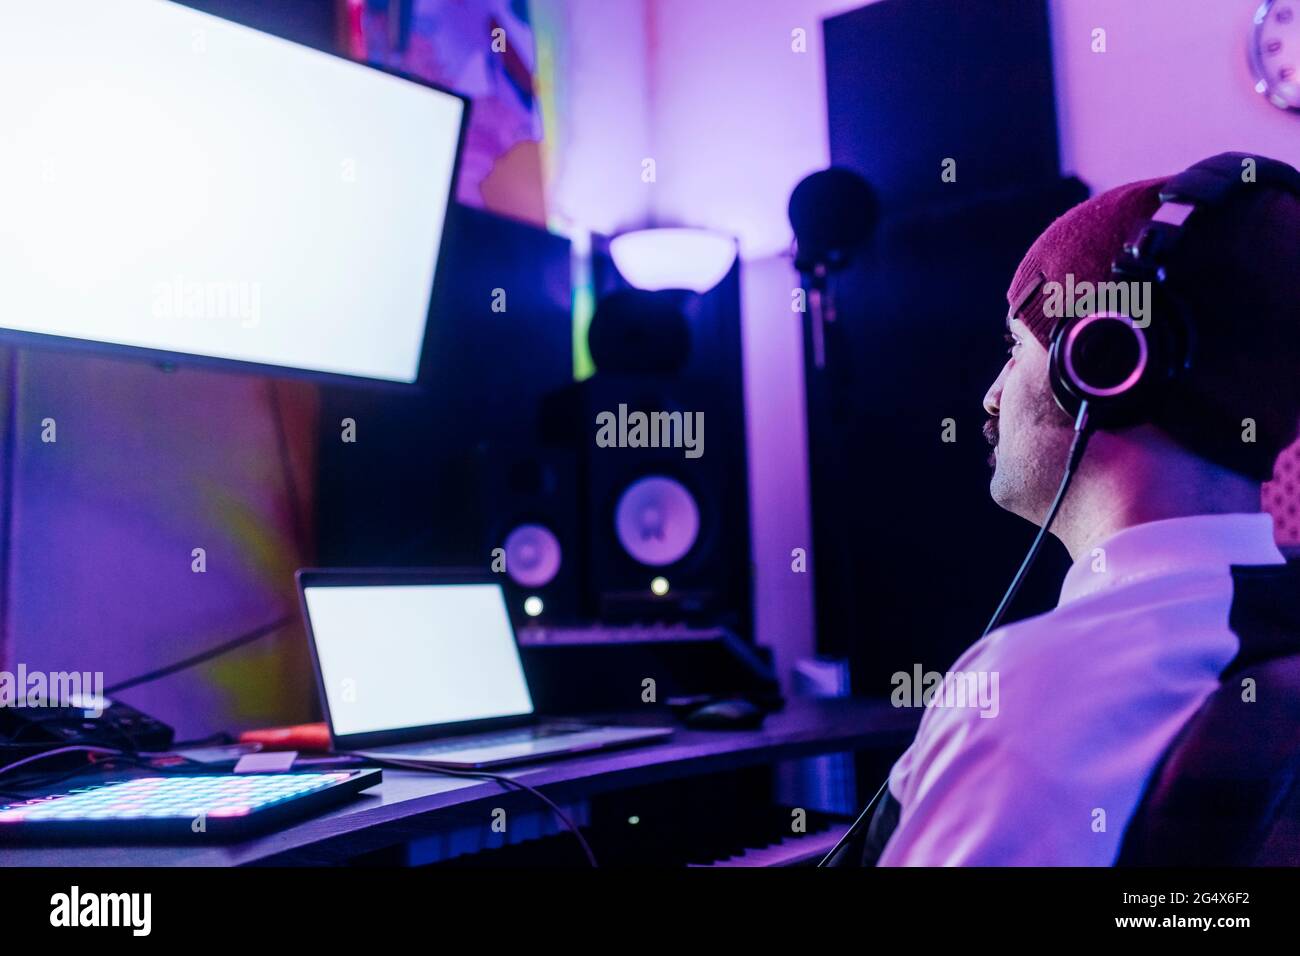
top-left (689, 825), bottom-right (847, 867)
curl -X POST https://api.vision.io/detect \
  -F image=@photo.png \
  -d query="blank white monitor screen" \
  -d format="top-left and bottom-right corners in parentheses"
top-left (0, 0), bottom-right (465, 383)
top-left (304, 583), bottom-right (535, 737)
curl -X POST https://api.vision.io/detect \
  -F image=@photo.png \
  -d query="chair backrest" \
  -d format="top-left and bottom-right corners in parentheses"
top-left (1117, 556), bottom-right (1300, 865)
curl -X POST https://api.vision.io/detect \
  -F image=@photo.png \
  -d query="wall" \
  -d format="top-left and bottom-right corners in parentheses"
top-left (532, 0), bottom-right (656, 238)
top-left (1052, 0), bottom-right (1299, 191)
top-left (1, 351), bottom-right (318, 739)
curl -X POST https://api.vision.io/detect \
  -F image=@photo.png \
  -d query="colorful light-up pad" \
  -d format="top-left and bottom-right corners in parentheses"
top-left (0, 769), bottom-right (381, 842)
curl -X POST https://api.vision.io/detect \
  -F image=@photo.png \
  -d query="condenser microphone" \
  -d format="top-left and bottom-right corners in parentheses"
top-left (788, 168), bottom-right (879, 368)
top-left (788, 167), bottom-right (879, 274)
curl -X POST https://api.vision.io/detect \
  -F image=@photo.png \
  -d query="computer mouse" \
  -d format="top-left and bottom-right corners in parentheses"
top-left (683, 698), bottom-right (765, 730)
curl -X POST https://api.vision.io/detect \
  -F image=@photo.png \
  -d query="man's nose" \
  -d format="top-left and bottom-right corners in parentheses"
top-left (983, 366), bottom-right (1007, 417)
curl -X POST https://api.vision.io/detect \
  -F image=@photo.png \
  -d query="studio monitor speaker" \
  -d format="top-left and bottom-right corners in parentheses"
top-left (540, 373), bottom-right (751, 634)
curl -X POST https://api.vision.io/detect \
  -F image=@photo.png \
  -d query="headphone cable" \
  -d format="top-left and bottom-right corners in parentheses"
top-left (981, 403), bottom-right (1092, 636)
top-left (819, 402), bottom-right (1092, 866)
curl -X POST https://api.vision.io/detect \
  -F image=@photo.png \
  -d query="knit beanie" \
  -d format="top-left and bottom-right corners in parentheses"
top-left (1006, 163), bottom-right (1300, 481)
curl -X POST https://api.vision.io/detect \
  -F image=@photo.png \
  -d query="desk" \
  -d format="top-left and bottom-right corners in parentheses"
top-left (0, 698), bottom-right (918, 867)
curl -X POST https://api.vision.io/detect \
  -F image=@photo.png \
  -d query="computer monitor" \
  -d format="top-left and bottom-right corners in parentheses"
top-left (299, 571), bottom-right (535, 742)
top-left (0, 0), bottom-right (467, 385)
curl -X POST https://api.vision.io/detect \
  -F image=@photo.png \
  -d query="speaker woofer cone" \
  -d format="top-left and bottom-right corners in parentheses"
top-left (614, 476), bottom-right (700, 567)
top-left (503, 523), bottom-right (563, 588)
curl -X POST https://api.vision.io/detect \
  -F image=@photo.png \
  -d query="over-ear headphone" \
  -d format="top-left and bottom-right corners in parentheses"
top-left (1046, 152), bottom-right (1300, 431)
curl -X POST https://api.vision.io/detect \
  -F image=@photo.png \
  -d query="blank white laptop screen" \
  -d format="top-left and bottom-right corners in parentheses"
top-left (0, 0), bottom-right (464, 383)
top-left (304, 584), bottom-right (535, 737)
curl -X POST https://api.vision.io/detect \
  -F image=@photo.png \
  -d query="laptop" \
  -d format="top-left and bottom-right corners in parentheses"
top-left (297, 569), bottom-right (674, 768)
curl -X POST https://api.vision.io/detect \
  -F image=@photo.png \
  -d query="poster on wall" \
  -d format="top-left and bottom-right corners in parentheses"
top-left (343, 0), bottom-right (548, 226)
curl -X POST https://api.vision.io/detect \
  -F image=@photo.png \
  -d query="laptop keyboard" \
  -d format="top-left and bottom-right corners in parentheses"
top-left (404, 724), bottom-right (591, 756)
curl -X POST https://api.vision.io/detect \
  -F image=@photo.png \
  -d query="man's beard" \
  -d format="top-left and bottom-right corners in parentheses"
top-left (983, 417), bottom-right (998, 468)
top-left (986, 387), bottom-right (1075, 524)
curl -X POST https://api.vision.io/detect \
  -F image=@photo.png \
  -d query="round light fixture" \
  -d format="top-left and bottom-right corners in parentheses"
top-left (609, 228), bottom-right (737, 293)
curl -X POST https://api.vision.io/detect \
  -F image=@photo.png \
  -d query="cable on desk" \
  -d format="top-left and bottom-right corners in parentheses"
top-left (0, 750), bottom-right (138, 799)
top-left (104, 614), bottom-right (295, 695)
top-left (0, 745), bottom-right (126, 781)
top-left (0, 747), bottom-right (218, 799)
top-left (350, 753), bottom-right (599, 868)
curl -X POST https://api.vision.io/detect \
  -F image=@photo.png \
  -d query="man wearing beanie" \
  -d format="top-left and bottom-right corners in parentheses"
top-left (863, 154), bottom-right (1300, 866)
